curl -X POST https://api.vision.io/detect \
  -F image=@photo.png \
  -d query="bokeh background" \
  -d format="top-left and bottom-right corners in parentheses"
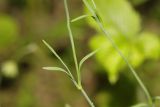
top-left (0, 0), bottom-right (160, 107)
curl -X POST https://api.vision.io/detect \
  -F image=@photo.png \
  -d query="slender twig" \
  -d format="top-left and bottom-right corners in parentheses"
top-left (64, 0), bottom-right (81, 88)
top-left (91, 0), bottom-right (97, 9)
top-left (64, 0), bottom-right (95, 106)
top-left (81, 88), bottom-right (95, 107)
top-left (82, 0), bottom-right (153, 106)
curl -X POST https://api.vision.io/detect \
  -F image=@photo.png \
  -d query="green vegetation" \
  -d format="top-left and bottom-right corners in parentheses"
top-left (0, 15), bottom-right (19, 49)
top-left (43, 0), bottom-right (160, 107)
top-left (43, 0), bottom-right (98, 106)
top-left (0, 0), bottom-right (160, 107)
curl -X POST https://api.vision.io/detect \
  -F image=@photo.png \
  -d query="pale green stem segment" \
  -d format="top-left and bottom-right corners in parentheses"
top-left (64, 0), bottom-right (81, 88)
top-left (81, 88), bottom-right (95, 107)
top-left (64, 0), bottom-right (96, 107)
top-left (82, 0), bottom-right (153, 106)
top-left (91, 0), bottom-right (97, 9)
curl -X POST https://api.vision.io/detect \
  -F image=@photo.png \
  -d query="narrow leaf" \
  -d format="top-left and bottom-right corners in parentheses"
top-left (43, 67), bottom-right (70, 76)
top-left (79, 48), bottom-right (100, 71)
top-left (42, 40), bottom-right (71, 73)
top-left (71, 15), bottom-right (90, 22)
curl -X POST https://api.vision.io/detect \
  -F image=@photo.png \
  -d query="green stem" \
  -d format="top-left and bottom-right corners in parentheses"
top-left (81, 88), bottom-right (95, 107)
top-left (64, 0), bottom-right (81, 88)
top-left (97, 19), bottom-right (153, 106)
top-left (82, 0), bottom-right (153, 106)
top-left (91, 0), bottom-right (97, 9)
top-left (64, 1), bottom-right (95, 107)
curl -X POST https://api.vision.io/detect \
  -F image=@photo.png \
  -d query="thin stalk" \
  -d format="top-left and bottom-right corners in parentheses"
top-left (96, 19), bottom-right (153, 106)
top-left (91, 0), bottom-right (97, 9)
top-left (64, 1), bottom-right (95, 107)
top-left (82, 0), bottom-right (153, 106)
top-left (81, 88), bottom-right (95, 107)
top-left (64, 0), bottom-right (81, 88)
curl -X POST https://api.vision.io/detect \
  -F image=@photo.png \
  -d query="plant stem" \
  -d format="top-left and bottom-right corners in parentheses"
top-left (96, 19), bottom-right (153, 106)
top-left (64, 1), bottom-right (95, 107)
top-left (82, 0), bottom-right (153, 106)
top-left (81, 88), bottom-right (95, 107)
top-left (64, 0), bottom-right (81, 88)
top-left (91, 0), bottom-right (97, 9)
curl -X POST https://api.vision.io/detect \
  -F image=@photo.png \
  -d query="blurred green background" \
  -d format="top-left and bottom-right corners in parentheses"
top-left (0, 0), bottom-right (160, 107)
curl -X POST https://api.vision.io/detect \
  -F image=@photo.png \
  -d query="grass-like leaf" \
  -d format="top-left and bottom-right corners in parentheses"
top-left (43, 67), bottom-right (70, 76)
top-left (131, 103), bottom-right (148, 107)
top-left (79, 48), bottom-right (100, 71)
top-left (71, 15), bottom-right (90, 22)
top-left (42, 40), bottom-right (73, 77)
top-left (42, 40), bottom-right (68, 70)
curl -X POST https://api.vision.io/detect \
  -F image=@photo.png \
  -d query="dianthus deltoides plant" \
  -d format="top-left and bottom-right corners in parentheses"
top-left (43, 0), bottom-right (160, 107)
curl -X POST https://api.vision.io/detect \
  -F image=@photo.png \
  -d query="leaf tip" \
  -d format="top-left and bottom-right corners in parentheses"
top-left (42, 67), bottom-right (47, 70)
top-left (42, 40), bottom-right (46, 44)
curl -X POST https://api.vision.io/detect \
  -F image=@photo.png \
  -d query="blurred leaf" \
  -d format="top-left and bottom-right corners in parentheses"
top-left (0, 15), bottom-right (19, 49)
top-left (89, 35), bottom-right (128, 83)
top-left (138, 32), bottom-right (160, 60)
top-left (89, 30), bottom-right (160, 84)
top-left (104, 44), bottom-right (128, 84)
top-left (129, 46), bottom-right (145, 68)
top-left (89, 31), bottom-right (160, 84)
top-left (85, 0), bottom-right (141, 37)
top-left (87, 0), bottom-right (160, 84)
